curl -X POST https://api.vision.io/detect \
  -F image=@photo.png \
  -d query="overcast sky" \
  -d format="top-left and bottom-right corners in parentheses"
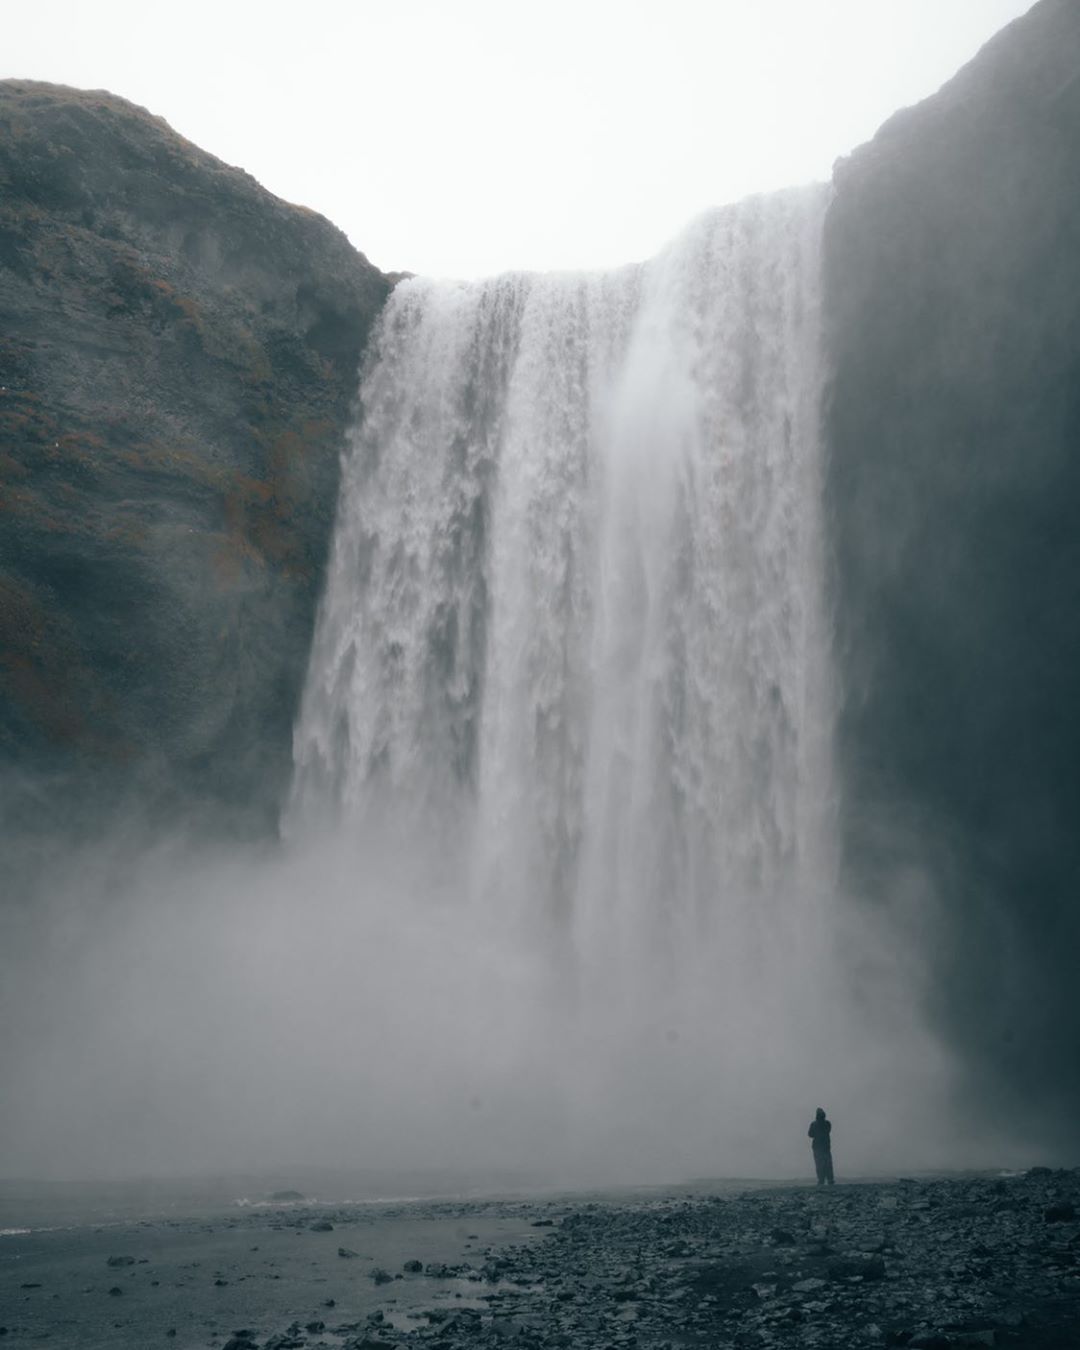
top-left (6, 1), bottom-right (1034, 278)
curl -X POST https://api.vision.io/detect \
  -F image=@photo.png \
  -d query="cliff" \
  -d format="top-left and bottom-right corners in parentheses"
top-left (824, 0), bottom-right (1080, 1147)
top-left (0, 82), bottom-right (390, 833)
top-left (5, 4), bottom-right (1080, 1152)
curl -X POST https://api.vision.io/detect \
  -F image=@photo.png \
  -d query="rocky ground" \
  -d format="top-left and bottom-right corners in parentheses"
top-left (2, 1170), bottom-right (1079, 1349)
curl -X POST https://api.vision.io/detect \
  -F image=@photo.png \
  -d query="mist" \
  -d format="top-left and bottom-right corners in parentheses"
top-left (1, 808), bottom-right (999, 1190)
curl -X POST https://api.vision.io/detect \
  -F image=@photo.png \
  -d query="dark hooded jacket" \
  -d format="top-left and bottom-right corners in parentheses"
top-left (808, 1115), bottom-right (832, 1152)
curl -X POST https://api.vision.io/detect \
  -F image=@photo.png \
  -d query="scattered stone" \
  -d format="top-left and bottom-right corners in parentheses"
top-left (310, 1220), bottom-right (334, 1232)
top-left (15, 1169), bottom-right (1078, 1350)
top-left (1045, 1201), bottom-right (1076, 1223)
top-left (827, 1253), bottom-right (887, 1281)
top-left (107, 1286), bottom-right (123, 1296)
top-left (338, 1246), bottom-right (359, 1258)
top-left (106, 1255), bottom-right (136, 1267)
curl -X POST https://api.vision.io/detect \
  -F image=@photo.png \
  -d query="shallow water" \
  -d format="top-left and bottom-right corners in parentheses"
top-left (0, 1196), bottom-right (548, 1349)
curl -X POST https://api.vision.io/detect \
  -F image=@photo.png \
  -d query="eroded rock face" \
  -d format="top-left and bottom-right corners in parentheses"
top-left (0, 81), bottom-right (390, 834)
top-left (824, 0), bottom-right (1080, 1146)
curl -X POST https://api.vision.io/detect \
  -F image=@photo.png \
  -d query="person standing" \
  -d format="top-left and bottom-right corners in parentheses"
top-left (808, 1107), bottom-right (834, 1185)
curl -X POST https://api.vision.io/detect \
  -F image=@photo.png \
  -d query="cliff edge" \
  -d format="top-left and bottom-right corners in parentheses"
top-left (0, 81), bottom-right (390, 833)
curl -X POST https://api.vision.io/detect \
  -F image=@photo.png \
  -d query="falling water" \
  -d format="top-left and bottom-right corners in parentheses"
top-left (287, 187), bottom-right (849, 1174)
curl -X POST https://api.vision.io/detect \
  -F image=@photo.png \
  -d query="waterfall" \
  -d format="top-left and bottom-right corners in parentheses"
top-left (287, 187), bottom-right (847, 1174)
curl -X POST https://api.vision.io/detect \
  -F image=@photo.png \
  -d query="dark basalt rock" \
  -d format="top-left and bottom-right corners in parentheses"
top-left (0, 80), bottom-right (390, 843)
top-left (374, 1177), bottom-right (1079, 1350)
top-left (826, 1253), bottom-right (887, 1281)
top-left (824, 0), bottom-right (1080, 1149)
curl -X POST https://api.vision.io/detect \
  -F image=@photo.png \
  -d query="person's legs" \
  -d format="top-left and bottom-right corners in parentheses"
top-left (813, 1150), bottom-right (826, 1185)
top-left (825, 1152), bottom-right (834, 1185)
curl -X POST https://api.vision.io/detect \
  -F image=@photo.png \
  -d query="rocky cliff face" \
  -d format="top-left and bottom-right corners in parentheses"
top-left (824, 0), bottom-right (1080, 1148)
top-left (0, 82), bottom-right (390, 835)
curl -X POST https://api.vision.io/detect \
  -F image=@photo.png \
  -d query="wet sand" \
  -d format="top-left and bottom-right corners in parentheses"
top-left (2, 1171), bottom-right (1078, 1349)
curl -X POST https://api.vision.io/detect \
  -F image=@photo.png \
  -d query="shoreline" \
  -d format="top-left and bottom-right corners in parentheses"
top-left (1, 1170), bottom-right (1078, 1348)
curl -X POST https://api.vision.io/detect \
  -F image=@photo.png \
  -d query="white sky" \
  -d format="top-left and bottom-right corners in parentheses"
top-left (6, 1), bottom-right (1034, 278)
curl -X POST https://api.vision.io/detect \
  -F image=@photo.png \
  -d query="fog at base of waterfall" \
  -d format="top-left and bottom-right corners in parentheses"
top-left (0, 825), bottom-right (970, 1183)
top-left (0, 191), bottom-right (993, 1184)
